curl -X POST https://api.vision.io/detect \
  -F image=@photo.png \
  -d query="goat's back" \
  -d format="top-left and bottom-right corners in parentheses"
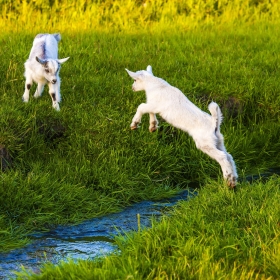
top-left (144, 76), bottom-right (213, 134)
top-left (29, 33), bottom-right (61, 60)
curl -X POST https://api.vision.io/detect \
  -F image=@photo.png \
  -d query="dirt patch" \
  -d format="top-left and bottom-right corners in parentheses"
top-left (196, 93), bottom-right (243, 119)
top-left (38, 122), bottom-right (66, 141)
top-left (220, 96), bottom-right (243, 118)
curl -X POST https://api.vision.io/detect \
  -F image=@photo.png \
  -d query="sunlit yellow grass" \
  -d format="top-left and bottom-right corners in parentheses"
top-left (1, 0), bottom-right (280, 33)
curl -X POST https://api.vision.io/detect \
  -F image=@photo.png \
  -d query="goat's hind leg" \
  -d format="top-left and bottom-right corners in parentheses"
top-left (199, 144), bottom-right (237, 188)
top-left (224, 152), bottom-right (238, 187)
top-left (215, 131), bottom-right (238, 187)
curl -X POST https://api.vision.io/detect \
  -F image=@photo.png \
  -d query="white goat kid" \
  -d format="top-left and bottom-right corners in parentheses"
top-left (126, 66), bottom-right (238, 188)
top-left (23, 33), bottom-right (69, 111)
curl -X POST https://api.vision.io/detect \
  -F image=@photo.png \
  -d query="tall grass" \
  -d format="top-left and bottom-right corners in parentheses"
top-left (1, 0), bottom-right (280, 33)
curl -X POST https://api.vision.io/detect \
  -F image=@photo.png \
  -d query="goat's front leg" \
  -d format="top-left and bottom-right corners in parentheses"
top-left (149, 113), bottom-right (159, 133)
top-left (22, 75), bottom-right (33, 102)
top-left (131, 103), bottom-right (155, 130)
top-left (48, 81), bottom-right (61, 111)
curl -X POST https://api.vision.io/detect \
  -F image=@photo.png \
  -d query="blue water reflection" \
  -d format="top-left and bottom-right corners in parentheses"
top-left (0, 190), bottom-right (192, 279)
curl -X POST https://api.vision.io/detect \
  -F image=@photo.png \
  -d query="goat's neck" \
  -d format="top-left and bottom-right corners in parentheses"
top-left (145, 77), bottom-right (168, 91)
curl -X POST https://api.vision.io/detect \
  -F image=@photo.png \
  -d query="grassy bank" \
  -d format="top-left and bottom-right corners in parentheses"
top-left (17, 176), bottom-right (280, 279)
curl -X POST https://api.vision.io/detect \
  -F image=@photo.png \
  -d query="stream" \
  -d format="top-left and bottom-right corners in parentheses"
top-left (0, 190), bottom-right (193, 279)
top-left (0, 167), bottom-right (279, 279)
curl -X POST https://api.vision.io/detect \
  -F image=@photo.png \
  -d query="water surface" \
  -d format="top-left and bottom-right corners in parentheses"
top-left (0, 190), bottom-right (192, 279)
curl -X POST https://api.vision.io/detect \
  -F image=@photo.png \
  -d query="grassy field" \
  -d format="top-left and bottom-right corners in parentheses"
top-left (0, 0), bottom-right (280, 278)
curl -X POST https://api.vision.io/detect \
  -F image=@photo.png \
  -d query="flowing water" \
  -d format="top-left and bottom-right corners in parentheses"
top-left (0, 190), bottom-right (193, 279)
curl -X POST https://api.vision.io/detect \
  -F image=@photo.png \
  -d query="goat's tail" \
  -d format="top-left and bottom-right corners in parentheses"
top-left (208, 101), bottom-right (223, 132)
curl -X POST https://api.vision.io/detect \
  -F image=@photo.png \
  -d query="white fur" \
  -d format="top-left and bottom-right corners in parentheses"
top-left (23, 33), bottom-right (70, 111)
top-left (126, 65), bottom-right (238, 187)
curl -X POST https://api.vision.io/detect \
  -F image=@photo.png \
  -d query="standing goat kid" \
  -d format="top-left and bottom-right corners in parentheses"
top-left (126, 66), bottom-right (238, 188)
top-left (23, 33), bottom-right (69, 111)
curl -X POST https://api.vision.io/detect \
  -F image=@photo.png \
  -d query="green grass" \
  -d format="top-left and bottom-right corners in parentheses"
top-left (1, 25), bottom-right (280, 250)
top-left (16, 177), bottom-right (280, 279)
top-left (0, 0), bottom-right (280, 278)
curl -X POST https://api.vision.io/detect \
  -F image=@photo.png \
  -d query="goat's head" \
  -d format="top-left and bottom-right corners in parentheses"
top-left (125, 65), bottom-right (154, 91)
top-left (36, 56), bottom-right (69, 84)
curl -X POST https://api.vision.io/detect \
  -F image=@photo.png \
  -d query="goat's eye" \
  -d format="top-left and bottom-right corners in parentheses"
top-left (45, 69), bottom-right (49, 73)
top-left (134, 80), bottom-right (136, 82)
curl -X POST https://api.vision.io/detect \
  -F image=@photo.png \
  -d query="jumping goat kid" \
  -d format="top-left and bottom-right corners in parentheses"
top-left (126, 66), bottom-right (238, 188)
top-left (23, 33), bottom-right (69, 111)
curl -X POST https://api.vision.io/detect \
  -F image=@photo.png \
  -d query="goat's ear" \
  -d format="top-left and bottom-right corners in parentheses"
top-left (36, 56), bottom-right (47, 65)
top-left (146, 65), bottom-right (153, 75)
top-left (57, 57), bottom-right (70, 64)
top-left (125, 69), bottom-right (139, 80)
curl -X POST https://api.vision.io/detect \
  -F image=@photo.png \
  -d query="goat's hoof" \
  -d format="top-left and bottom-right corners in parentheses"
top-left (22, 97), bottom-right (29, 103)
top-left (130, 122), bottom-right (139, 130)
top-left (226, 175), bottom-right (237, 189)
top-left (149, 126), bottom-right (158, 133)
top-left (149, 121), bottom-right (158, 132)
top-left (53, 104), bottom-right (60, 111)
top-left (227, 182), bottom-right (236, 189)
